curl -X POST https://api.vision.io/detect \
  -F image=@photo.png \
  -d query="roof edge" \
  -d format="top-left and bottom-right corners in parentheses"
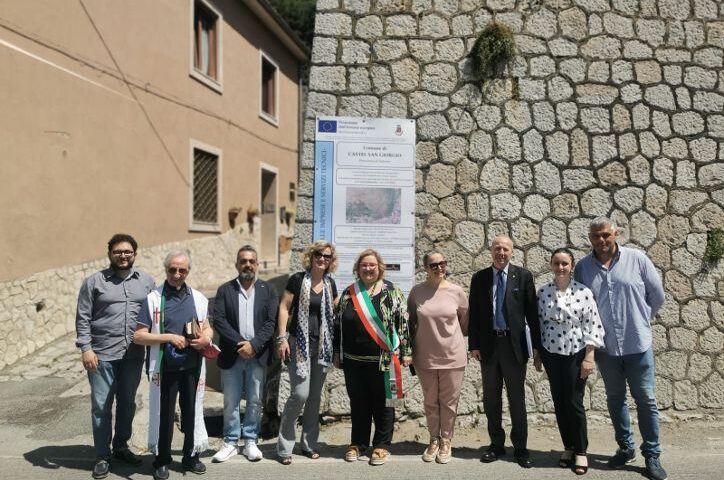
top-left (242, 0), bottom-right (310, 62)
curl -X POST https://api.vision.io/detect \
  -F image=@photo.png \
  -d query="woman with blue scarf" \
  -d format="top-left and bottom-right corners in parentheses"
top-left (275, 241), bottom-right (339, 465)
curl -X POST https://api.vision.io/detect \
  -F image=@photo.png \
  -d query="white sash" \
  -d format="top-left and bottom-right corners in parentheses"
top-left (145, 286), bottom-right (209, 455)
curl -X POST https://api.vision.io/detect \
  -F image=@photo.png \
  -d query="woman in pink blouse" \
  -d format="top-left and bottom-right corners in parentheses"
top-left (408, 251), bottom-right (468, 464)
top-left (534, 248), bottom-right (604, 475)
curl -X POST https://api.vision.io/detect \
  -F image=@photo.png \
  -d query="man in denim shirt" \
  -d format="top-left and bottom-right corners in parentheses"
top-left (574, 217), bottom-right (667, 480)
top-left (75, 234), bottom-right (155, 479)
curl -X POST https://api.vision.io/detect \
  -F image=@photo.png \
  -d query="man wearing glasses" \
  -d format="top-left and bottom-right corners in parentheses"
top-left (212, 245), bottom-right (279, 463)
top-left (75, 233), bottom-right (155, 479)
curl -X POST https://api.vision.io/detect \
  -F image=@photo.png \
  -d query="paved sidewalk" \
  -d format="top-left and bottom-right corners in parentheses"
top-left (1, 333), bottom-right (723, 479)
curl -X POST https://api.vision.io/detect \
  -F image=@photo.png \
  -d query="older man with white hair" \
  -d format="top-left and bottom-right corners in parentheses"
top-left (134, 250), bottom-right (213, 480)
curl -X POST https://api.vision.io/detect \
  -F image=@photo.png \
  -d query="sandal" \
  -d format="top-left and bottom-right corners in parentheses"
top-left (573, 454), bottom-right (588, 475)
top-left (302, 450), bottom-right (321, 460)
top-left (559, 449), bottom-right (574, 468)
top-left (421, 437), bottom-right (439, 462)
top-left (344, 445), bottom-right (360, 462)
top-left (278, 456), bottom-right (292, 466)
top-left (369, 448), bottom-right (389, 466)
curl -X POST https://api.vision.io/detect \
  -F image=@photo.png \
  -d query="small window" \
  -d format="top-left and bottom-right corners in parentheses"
top-left (192, 0), bottom-right (221, 89)
top-left (194, 2), bottom-right (218, 79)
top-left (261, 54), bottom-right (278, 121)
top-left (192, 147), bottom-right (219, 229)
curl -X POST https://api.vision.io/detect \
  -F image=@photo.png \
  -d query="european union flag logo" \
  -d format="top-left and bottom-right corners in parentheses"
top-left (318, 120), bottom-right (337, 133)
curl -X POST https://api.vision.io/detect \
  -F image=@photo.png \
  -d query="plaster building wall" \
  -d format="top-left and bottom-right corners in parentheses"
top-left (0, 0), bottom-right (303, 282)
top-left (292, 0), bottom-right (724, 416)
top-left (0, 0), bottom-right (305, 368)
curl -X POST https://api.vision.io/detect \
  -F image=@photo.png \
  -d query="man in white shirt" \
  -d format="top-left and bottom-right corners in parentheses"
top-left (211, 245), bottom-right (279, 462)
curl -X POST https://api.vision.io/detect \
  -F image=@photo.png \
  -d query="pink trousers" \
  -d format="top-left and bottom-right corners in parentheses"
top-left (416, 366), bottom-right (465, 439)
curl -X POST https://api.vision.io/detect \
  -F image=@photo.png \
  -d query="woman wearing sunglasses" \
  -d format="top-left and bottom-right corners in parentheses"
top-left (335, 248), bottom-right (411, 466)
top-left (275, 241), bottom-right (339, 465)
top-left (407, 251), bottom-right (469, 464)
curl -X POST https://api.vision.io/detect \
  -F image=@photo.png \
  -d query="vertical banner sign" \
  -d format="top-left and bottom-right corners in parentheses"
top-left (314, 117), bottom-right (416, 294)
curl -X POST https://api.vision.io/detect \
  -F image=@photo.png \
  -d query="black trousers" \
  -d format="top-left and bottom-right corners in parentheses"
top-left (343, 360), bottom-right (394, 449)
top-left (155, 367), bottom-right (199, 468)
top-left (541, 348), bottom-right (589, 454)
top-left (481, 336), bottom-right (528, 450)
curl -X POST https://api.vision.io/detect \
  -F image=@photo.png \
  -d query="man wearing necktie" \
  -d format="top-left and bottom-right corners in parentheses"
top-left (469, 234), bottom-right (540, 468)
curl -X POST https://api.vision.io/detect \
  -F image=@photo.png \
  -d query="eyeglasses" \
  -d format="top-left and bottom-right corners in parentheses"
top-left (167, 267), bottom-right (189, 275)
top-left (313, 251), bottom-right (333, 260)
top-left (111, 250), bottom-right (135, 257)
top-left (359, 263), bottom-right (378, 269)
top-left (237, 258), bottom-right (257, 265)
top-left (426, 261), bottom-right (447, 270)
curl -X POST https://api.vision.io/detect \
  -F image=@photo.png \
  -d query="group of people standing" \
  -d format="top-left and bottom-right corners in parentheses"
top-left (75, 214), bottom-right (667, 480)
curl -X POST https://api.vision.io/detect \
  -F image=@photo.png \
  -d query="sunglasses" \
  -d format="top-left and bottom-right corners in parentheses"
top-left (313, 251), bottom-right (333, 260)
top-left (167, 267), bottom-right (189, 275)
top-left (426, 261), bottom-right (447, 270)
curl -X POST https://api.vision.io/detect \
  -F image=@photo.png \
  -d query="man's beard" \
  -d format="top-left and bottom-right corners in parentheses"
top-left (110, 258), bottom-right (134, 271)
top-left (239, 270), bottom-right (255, 281)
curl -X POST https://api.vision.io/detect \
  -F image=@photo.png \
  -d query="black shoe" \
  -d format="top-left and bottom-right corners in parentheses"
top-left (608, 447), bottom-right (636, 468)
top-left (113, 448), bottom-right (143, 466)
top-left (153, 465), bottom-right (169, 480)
top-left (182, 456), bottom-right (207, 475)
top-left (92, 459), bottom-right (109, 479)
top-left (645, 456), bottom-right (668, 480)
top-left (480, 445), bottom-right (506, 463)
top-left (514, 449), bottom-right (533, 469)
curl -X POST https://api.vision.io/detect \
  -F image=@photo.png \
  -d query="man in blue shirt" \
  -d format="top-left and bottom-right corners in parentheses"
top-left (574, 217), bottom-right (667, 480)
top-left (75, 234), bottom-right (155, 479)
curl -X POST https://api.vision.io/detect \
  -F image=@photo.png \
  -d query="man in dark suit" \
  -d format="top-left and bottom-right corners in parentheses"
top-left (211, 245), bottom-right (279, 463)
top-left (469, 234), bottom-right (540, 468)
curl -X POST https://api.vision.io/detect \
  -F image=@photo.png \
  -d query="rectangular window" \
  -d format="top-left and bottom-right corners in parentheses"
top-left (260, 54), bottom-right (278, 122)
top-left (191, 0), bottom-right (222, 92)
top-left (192, 147), bottom-right (219, 228)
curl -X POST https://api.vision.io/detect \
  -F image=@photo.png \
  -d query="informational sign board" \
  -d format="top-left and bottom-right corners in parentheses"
top-left (313, 117), bottom-right (416, 294)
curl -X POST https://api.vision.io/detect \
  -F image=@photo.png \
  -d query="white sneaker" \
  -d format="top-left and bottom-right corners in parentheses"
top-left (243, 440), bottom-right (263, 461)
top-left (212, 442), bottom-right (237, 463)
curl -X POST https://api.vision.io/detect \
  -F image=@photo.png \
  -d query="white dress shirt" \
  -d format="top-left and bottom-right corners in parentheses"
top-left (237, 279), bottom-right (256, 340)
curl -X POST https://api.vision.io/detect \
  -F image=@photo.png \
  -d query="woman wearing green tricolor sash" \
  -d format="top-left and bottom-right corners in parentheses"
top-left (334, 248), bottom-right (411, 466)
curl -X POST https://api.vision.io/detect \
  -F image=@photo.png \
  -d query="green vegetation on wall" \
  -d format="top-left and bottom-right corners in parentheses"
top-left (470, 22), bottom-right (517, 80)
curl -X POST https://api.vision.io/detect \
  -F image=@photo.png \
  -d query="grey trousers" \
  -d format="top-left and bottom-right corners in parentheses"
top-left (276, 339), bottom-right (328, 457)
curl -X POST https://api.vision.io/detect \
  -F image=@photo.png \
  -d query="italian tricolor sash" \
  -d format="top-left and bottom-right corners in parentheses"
top-left (350, 279), bottom-right (403, 405)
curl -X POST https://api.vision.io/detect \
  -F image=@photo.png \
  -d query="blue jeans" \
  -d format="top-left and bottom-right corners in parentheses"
top-left (221, 357), bottom-right (266, 443)
top-left (87, 357), bottom-right (144, 460)
top-left (595, 348), bottom-right (661, 458)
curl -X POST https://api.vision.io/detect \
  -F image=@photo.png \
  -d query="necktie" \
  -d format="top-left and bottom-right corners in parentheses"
top-left (495, 270), bottom-right (507, 330)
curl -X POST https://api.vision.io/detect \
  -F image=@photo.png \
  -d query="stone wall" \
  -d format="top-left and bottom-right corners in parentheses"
top-left (0, 224), bottom-right (267, 370)
top-left (293, 0), bottom-right (724, 413)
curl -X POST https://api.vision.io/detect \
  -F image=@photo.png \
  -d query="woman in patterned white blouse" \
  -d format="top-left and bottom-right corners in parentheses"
top-left (533, 248), bottom-right (605, 475)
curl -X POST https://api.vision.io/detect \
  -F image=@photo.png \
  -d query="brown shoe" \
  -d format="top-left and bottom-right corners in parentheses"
top-left (436, 438), bottom-right (452, 464)
top-left (369, 448), bottom-right (389, 466)
top-left (344, 445), bottom-right (360, 462)
top-left (421, 437), bottom-right (439, 462)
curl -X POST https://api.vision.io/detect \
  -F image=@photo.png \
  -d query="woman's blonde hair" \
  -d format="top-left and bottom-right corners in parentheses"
top-left (301, 240), bottom-right (338, 273)
top-left (353, 248), bottom-right (386, 281)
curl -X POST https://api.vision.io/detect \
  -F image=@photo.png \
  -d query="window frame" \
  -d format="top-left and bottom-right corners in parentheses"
top-left (190, 0), bottom-right (223, 93)
top-left (189, 139), bottom-right (223, 233)
top-left (259, 51), bottom-right (279, 125)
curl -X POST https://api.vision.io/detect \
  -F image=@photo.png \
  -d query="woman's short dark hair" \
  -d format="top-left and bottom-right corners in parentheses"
top-left (550, 247), bottom-right (575, 264)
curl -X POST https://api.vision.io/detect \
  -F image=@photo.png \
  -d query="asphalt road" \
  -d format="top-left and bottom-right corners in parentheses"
top-left (2, 371), bottom-right (724, 480)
